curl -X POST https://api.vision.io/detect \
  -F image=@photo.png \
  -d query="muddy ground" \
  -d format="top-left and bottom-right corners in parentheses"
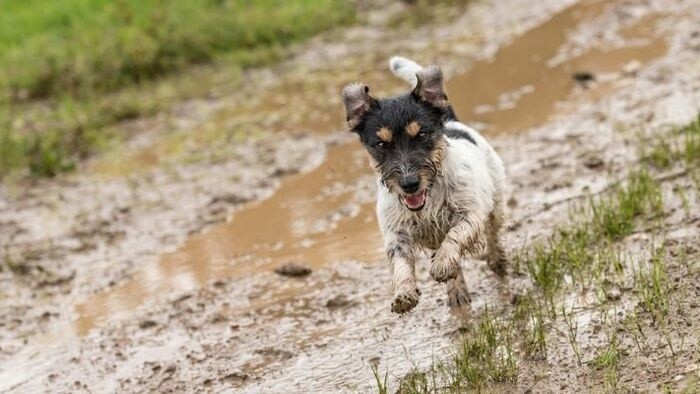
top-left (1, 0), bottom-right (700, 392)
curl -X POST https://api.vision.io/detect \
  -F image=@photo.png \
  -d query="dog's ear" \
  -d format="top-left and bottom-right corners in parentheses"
top-left (413, 66), bottom-right (449, 108)
top-left (342, 83), bottom-right (375, 130)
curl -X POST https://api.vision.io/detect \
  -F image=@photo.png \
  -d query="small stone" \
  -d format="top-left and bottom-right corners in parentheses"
top-left (326, 295), bottom-right (355, 309)
top-left (274, 263), bottom-right (312, 277)
top-left (573, 71), bottom-right (596, 87)
top-left (622, 60), bottom-right (642, 77)
top-left (221, 372), bottom-right (248, 383)
top-left (583, 155), bottom-right (605, 169)
top-left (507, 196), bottom-right (518, 208)
top-left (139, 320), bottom-right (157, 329)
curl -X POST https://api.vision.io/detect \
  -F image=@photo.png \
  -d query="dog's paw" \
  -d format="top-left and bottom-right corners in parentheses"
top-left (487, 255), bottom-right (508, 277)
top-left (448, 286), bottom-right (472, 309)
top-left (447, 287), bottom-right (472, 318)
top-left (430, 259), bottom-right (459, 283)
top-left (391, 286), bottom-right (420, 314)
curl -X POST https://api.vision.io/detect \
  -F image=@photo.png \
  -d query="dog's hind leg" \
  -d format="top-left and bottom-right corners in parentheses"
top-left (485, 199), bottom-right (508, 276)
top-left (386, 231), bottom-right (420, 314)
top-left (447, 268), bottom-right (471, 314)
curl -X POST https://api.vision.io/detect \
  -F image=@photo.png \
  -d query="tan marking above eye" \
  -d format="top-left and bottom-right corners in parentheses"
top-left (376, 126), bottom-right (393, 142)
top-left (405, 121), bottom-right (421, 137)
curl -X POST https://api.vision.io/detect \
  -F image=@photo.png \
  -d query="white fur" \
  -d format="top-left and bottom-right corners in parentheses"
top-left (379, 57), bottom-right (506, 314)
top-left (377, 126), bottom-right (505, 251)
top-left (389, 56), bottom-right (423, 87)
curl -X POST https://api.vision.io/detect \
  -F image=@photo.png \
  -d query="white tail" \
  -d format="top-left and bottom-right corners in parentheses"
top-left (389, 56), bottom-right (423, 87)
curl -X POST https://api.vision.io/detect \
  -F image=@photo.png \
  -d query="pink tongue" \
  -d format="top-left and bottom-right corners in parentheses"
top-left (405, 192), bottom-right (425, 208)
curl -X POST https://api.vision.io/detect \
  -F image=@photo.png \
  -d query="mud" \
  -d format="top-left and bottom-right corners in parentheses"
top-left (2, 0), bottom-right (700, 392)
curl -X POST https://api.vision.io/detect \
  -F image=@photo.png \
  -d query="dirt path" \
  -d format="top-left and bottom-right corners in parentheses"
top-left (1, 0), bottom-right (700, 392)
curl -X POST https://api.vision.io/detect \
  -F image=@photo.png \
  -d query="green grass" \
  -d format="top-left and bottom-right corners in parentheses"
top-left (591, 336), bottom-right (620, 370)
top-left (395, 307), bottom-right (517, 393)
top-left (591, 335), bottom-right (620, 392)
top-left (520, 168), bottom-right (663, 315)
top-left (371, 363), bottom-right (389, 394)
top-left (590, 169), bottom-right (663, 239)
top-left (0, 0), bottom-right (355, 178)
top-left (635, 245), bottom-right (670, 322)
top-left (0, 0), bottom-right (354, 101)
top-left (644, 113), bottom-right (700, 169)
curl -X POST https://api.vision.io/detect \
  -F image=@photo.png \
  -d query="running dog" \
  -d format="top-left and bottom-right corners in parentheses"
top-left (341, 56), bottom-right (507, 314)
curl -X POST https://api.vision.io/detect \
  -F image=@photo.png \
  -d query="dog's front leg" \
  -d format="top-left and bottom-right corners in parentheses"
top-left (385, 231), bottom-right (420, 314)
top-left (430, 219), bottom-right (484, 283)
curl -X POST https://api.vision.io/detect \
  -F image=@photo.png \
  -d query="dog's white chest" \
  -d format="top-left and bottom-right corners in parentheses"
top-left (377, 182), bottom-right (458, 250)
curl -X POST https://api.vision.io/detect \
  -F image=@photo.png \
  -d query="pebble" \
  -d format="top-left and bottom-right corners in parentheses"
top-left (274, 262), bottom-right (312, 277)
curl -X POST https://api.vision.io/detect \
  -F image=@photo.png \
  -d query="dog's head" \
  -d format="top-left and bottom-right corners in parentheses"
top-left (342, 67), bottom-right (450, 211)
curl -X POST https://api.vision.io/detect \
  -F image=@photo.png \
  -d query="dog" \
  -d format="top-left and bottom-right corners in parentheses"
top-left (341, 56), bottom-right (507, 314)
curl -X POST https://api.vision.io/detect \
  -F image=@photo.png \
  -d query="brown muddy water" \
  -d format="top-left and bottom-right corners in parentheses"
top-left (74, 0), bottom-right (667, 342)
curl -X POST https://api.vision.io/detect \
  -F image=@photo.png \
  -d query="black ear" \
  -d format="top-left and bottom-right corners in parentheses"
top-left (413, 66), bottom-right (449, 108)
top-left (342, 83), bottom-right (375, 130)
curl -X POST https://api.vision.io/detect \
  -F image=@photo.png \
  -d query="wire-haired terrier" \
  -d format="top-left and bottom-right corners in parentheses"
top-left (342, 56), bottom-right (507, 314)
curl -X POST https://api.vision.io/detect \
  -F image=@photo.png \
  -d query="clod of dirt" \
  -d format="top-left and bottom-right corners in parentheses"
top-left (138, 320), bottom-right (158, 329)
top-left (325, 295), bottom-right (355, 309)
top-left (572, 71), bottom-right (596, 87)
top-left (208, 194), bottom-right (253, 207)
top-left (220, 372), bottom-right (248, 384)
top-left (583, 155), bottom-right (605, 169)
top-left (274, 263), bottom-right (312, 277)
top-left (254, 347), bottom-right (294, 361)
top-left (606, 286), bottom-right (622, 301)
top-left (37, 271), bottom-right (75, 287)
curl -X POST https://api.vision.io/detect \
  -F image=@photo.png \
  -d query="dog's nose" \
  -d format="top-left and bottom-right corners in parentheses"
top-left (399, 175), bottom-right (421, 193)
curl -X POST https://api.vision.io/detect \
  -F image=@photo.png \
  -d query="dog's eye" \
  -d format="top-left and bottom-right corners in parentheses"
top-left (374, 141), bottom-right (386, 149)
top-left (418, 132), bottom-right (428, 139)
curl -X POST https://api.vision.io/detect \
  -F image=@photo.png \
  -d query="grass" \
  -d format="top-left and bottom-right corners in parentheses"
top-left (591, 335), bottom-right (620, 392)
top-left (395, 307), bottom-right (517, 393)
top-left (561, 304), bottom-right (583, 364)
top-left (371, 363), bottom-right (389, 394)
top-left (521, 167), bottom-right (663, 315)
top-left (644, 113), bottom-right (700, 169)
top-left (0, 0), bottom-right (354, 101)
top-left (0, 0), bottom-right (355, 178)
top-left (635, 245), bottom-right (670, 322)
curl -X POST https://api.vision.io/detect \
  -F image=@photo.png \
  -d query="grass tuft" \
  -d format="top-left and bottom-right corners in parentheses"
top-left (635, 245), bottom-right (670, 322)
top-left (371, 363), bottom-right (389, 394)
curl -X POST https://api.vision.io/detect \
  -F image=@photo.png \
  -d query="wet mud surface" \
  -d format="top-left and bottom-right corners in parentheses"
top-left (2, 0), bottom-right (700, 392)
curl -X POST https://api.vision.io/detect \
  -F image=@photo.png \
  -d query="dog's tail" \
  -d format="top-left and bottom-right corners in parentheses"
top-left (389, 56), bottom-right (423, 87)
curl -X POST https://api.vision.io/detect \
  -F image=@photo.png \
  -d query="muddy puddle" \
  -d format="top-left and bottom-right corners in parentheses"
top-left (73, 0), bottom-right (668, 338)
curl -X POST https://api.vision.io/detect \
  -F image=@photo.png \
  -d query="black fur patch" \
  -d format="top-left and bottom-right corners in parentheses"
top-left (350, 93), bottom-right (446, 191)
top-left (444, 127), bottom-right (477, 146)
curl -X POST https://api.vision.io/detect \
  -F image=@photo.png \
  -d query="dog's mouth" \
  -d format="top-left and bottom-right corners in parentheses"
top-left (402, 189), bottom-right (427, 211)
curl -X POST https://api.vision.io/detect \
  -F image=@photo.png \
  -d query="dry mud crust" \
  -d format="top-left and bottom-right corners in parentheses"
top-left (2, 0), bottom-right (700, 393)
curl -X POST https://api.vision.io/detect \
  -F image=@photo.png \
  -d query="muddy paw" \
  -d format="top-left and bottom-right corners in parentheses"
top-left (447, 287), bottom-right (472, 310)
top-left (391, 287), bottom-right (420, 314)
top-left (430, 260), bottom-right (459, 283)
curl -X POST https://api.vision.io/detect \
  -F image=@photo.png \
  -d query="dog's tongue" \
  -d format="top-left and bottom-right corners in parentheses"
top-left (404, 191), bottom-right (426, 209)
